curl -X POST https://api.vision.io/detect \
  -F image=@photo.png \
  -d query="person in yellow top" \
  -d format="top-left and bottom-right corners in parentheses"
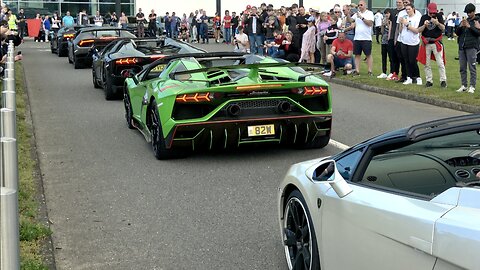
top-left (7, 9), bottom-right (17, 31)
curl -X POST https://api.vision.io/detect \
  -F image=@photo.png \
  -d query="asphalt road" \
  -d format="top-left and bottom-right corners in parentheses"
top-left (21, 40), bottom-right (465, 270)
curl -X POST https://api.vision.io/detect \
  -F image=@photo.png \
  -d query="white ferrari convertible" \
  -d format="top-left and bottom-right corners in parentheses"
top-left (278, 114), bottom-right (480, 270)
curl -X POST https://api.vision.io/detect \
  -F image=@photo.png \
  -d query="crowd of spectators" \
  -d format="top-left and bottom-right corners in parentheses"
top-left (1, 1), bottom-right (480, 93)
top-left (159, 1), bottom-right (480, 93)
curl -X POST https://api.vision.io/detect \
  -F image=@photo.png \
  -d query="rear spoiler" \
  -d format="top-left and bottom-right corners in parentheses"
top-left (172, 61), bottom-right (325, 82)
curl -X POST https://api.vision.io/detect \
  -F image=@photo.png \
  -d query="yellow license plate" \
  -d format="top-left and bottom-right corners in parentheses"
top-left (152, 64), bottom-right (166, 72)
top-left (247, 124), bottom-right (275, 137)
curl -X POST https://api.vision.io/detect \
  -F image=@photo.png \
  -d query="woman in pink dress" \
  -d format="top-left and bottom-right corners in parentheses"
top-left (299, 17), bottom-right (317, 63)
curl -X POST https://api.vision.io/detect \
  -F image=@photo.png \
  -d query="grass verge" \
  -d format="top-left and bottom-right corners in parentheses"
top-left (1, 63), bottom-right (53, 269)
top-left (330, 37), bottom-right (480, 107)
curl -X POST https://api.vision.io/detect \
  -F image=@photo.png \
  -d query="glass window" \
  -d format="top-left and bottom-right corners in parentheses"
top-left (360, 130), bottom-right (480, 197)
top-left (336, 149), bottom-right (363, 181)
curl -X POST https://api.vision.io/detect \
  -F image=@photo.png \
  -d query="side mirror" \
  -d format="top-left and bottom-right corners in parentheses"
top-left (306, 160), bottom-right (353, 198)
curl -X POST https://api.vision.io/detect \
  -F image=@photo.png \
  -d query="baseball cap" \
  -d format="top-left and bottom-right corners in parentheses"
top-left (246, 5), bottom-right (251, 9)
top-left (464, 3), bottom-right (476, 13)
top-left (306, 16), bottom-right (315, 22)
top-left (427, 3), bottom-right (438, 13)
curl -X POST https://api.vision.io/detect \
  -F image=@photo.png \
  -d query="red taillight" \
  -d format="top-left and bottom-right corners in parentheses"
top-left (293, 86), bottom-right (328, 95)
top-left (64, 34), bottom-right (75, 40)
top-left (115, 58), bottom-right (139, 65)
top-left (176, 93), bottom-right (212, 103)
top-left (78, 39), bottom-right (94, 47)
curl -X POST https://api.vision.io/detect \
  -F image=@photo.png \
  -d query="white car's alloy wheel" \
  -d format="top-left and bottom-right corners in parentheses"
top-left (283, 190), bottom-right (318, 270)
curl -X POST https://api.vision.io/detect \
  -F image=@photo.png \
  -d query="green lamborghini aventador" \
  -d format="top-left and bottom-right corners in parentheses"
top-left (123, 52), bottom-right (332, 159)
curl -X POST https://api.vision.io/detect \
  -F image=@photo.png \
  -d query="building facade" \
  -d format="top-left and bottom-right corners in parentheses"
top-left (3, 0), bottom-right (134, 18)
top-left (2, 0), bottom-right (480, 19)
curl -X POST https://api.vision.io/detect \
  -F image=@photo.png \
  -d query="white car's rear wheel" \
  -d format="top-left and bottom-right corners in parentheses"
top-left (283, 190), bottom-right (320, 270)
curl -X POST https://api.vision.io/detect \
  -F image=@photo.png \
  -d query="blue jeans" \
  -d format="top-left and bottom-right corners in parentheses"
top-left (171, 25), bottom-right (178, 39)
top-left (165, 25), bottom-right (171, 37)
top-left (224, 28), bottom-right (231, 43)
top-left (199, 23), bottom-right (208, 42)
top-left (271, 50), bottom-right (285, 58)
top-left (248, 34), bottom-right (264, 55)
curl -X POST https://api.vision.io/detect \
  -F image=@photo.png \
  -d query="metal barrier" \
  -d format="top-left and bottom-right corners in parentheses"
top-left (1, 40), bottom-right (20, 270)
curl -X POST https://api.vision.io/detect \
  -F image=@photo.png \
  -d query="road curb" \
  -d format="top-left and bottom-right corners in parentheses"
top-left (328, 77), bottom-right (480, 114)
top-left (20, 63), bottom-right (58, 270)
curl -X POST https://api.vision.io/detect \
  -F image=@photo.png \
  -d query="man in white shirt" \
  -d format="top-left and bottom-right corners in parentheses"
top-left (351, 0), bottom-right (374, 76)
top-left (234, 26), bottom-right (249, 53)
top-left (374, 9), bottom-right (383, 43)
top-left (94, 11), bottom-right (103, 27)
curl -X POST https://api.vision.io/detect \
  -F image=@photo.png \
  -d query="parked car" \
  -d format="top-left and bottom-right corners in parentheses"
top-left (123, 52), bottom-right (332, 159)
top-left (278, 113), bottom-right (480, 270)
top-left (91, 37), bottom-right (205, 100)
top-left (67, 26), bottom-right (136, 69)
top-left (50, 25), bottom-right (86, 57)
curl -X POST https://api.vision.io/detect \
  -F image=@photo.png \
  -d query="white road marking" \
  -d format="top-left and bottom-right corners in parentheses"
top-left (329, 139), bottom-right (350, 151)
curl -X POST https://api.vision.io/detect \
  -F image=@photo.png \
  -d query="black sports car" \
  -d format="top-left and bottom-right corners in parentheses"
top-left (91, 37), bottom-right (206, 100)
top-left (50, 26), bottom-right (86, 57)
top-left (67, 26), bottom-right (136, 69)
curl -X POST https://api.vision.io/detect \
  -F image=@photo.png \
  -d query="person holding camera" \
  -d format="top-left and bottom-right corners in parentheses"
top-left (233, 25), bottom-right (249, 53)
top-left (244, 6), bottom-right (264, 55)
top-left (416, 2), bottom-right (446, 88)
top-left (455, 3), bottom-right (480, 94)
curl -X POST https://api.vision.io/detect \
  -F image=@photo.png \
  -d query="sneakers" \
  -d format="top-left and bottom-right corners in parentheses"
top-left (467, 86), bottom-right (475, 93)
top-left (367, 71), bottom-right (373, 77)
top-left (351, 70), bottom-right (359, 76)
top-left (456, 85), bottom-right (467, 92)
top-left (416, 77), bottom-right (423, 85)
top-left (396, 77), bottom-right (406, 83)
top-left (425, 81), bottom-right (433, 88)
top-left (386, 73), bottom-right (394, 80)
top-left (346, 69), bottom-right (354, 75)
top-left (390, 73), bottom-right (399, 81)
top-left (403, 77), bottom-right (413, 85)
top-left (440, 81), bottom-right (447, 88)
top-left (323, 71), bottom-right (336, 78)
top-left (377, 73), bottom-right (388, 79)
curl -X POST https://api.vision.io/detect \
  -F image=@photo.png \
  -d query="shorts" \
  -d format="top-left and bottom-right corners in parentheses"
top-left (334, 57), bottom-right (353, 68)
top-left (353, 40), bottom-right (372, 56)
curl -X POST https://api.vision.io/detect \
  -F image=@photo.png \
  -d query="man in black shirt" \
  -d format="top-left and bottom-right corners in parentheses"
top-left (16, 9), bottom-right (26, 39)
top-left (387, 0), bottom-right (404, 81)
top-left (136, 8), bottom-right (146, 37)
top-left (231, 12), bottom-right (239, 34)
top-left (417, 2), bottom-right (446, 88)
top-left (296, 6), bottom-right (309, 45)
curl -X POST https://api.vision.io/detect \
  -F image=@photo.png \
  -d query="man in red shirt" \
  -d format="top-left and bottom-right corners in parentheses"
top-left (324, 31), bottom-right (353, 77)
top-left (223, 10), bottom-right (232, 44)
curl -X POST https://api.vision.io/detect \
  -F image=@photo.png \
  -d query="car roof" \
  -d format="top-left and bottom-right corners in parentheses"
top-left (350, 114), bottom-right (480, 150)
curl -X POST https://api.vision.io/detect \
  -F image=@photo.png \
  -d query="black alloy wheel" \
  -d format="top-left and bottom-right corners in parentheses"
top-left (283, 190), bottom-right (320, 270)
top-left (123, 88), bottom-right (135, 129)
top-left (149, 100), bottom-right (186, 160)
top-left (73, 54), bottom-right (82, 69)
top-left (104, 72), bottom-right (116, 100)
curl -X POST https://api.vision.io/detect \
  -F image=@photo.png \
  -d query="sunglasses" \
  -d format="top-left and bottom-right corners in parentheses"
top-left (358, 4), bottom-right (364, 6)
top-left (335, 11), bottom-right (341, 13)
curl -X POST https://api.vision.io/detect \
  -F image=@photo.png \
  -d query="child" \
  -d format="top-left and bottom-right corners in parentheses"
top-left (180, 22), bottom-right (189, 42)
top-left (377, 9), bottom-right (391, 79)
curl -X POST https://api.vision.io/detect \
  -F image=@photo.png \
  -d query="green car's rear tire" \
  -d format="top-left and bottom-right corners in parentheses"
top-left (283, 189), bottom-right (320, 270)
top-left (149, 100), bottom-right (186, 160)
top-left (123, 88), bottom-right (135, 129)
